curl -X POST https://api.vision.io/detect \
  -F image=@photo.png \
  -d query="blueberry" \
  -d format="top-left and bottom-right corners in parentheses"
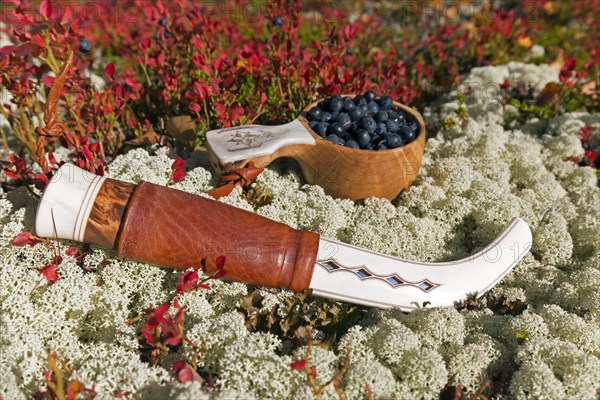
top-left (364, 90), bottom-right (376, 102)
top-left (164, 30), bottom-right (171, 38)
top-left (359, 103), bottom-right (368, 115)
top-left (354, 95), bottom-right (365, 104)
top-left (320, 111), bottom-right (332, 122)
top-left (314, 122), bottom-right (328, 137)
top-left (348, 106), bottom-right (365, 121)
top-left (374, 110), bottom-right (388, 123)
top-left (338, 114), bottom-right (352, 129)
top-left (388, 110), bottom-right (405, 125)
top-left (341, 133), bottom-right (353, 142)
top-left (376, 144), bottom-right (388, 151)
top-left (363, 143), bottom-right (374, 150)
top-left (385, 118), bottom-right (399, 133)
top-left (327, 123), bottom-right (344, 136)
top-left (367, 101), bottom-right (379, 115)
top-left (385, 134), bottom-right (404, 149)
top-left (398, 125), bottom-right (416, 142)
top-left (309, 120), bottom-right (319, 129)
top-left (307, 107), bottom-right (322, 121)
top-left (378, 95), bottom-right (393, 110)
top-left (406, 122), bottom-right (418, 134)
top-left (78, 38), bottom-right (91, 53)
top-left (159, 17), bottom-right (167, 26)
top-left (345, 47), bottom-right (353, 56)
top-left (342, 97), bottom-right (356, 112)
top-left (273, 16), bottom-right (283, 26)
top-left (360, 116), bottom-right (377, 133)
top-left (326, 134), bottom-right (339, 143)
top-left (354, 129), bottom-right (371, 146)
top-left (345, 140), bottom-right (359, 149)
top-left (371, 135), bottom-right (384, 145)
top-left (388, 110), bottom-right (399, 119)
top-left (329, 95), bottom-right (343, 113)
top-left (375, 123), bottom-right (387, 135)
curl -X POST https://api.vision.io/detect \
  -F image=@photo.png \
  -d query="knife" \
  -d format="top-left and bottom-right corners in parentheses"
top-left (35, 163), bottom-right (532, 311)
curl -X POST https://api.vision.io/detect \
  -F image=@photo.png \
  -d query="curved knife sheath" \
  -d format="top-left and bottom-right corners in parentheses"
top-left (35, 164), bottom-right (319, 291)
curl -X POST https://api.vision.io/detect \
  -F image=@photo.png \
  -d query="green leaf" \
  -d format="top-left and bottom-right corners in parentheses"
top-left (516, 330), bottom-right (529, 345)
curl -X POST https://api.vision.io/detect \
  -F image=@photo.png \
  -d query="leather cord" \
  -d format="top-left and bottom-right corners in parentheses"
top-left (35, 50), bottom-right (90, 174)
top-left (206, 161), bottom-right (264, 199)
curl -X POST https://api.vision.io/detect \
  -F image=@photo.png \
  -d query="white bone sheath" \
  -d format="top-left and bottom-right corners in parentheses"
top-left (36, 164), bottom-right (532, 311)
top-left (310, 218), bottom-right (532, 311)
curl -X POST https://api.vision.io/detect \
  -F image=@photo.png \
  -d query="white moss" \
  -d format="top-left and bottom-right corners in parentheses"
top-left (2, 62), bottom-right (600, 398)
top-left (509, 361), bottom-right (567, 400)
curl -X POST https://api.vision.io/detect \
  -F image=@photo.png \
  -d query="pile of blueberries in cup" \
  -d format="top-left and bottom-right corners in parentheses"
top-left (305, 91), bottom-right (419, 150)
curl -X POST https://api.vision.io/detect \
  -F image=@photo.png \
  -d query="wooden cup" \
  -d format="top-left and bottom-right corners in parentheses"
top-left (206, 97), bottom-right (426, 201)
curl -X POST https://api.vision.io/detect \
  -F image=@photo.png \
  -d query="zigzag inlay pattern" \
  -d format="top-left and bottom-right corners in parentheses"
top-left (316, 258), bottom-right (440, 293)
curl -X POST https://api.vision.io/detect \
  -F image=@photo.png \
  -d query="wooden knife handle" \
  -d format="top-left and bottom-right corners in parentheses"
top-left (36, 164), bottom-right (320, 291)
top-left (206, 119), bottom-right (316, 173)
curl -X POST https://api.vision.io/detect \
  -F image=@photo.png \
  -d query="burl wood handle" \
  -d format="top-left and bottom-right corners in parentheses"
top-left (35, 164), bottom-right (320, 291)
top-left (206, 119), bottom-right (316, 172)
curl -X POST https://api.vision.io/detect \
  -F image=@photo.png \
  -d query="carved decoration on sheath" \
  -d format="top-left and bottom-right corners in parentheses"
top-left (317, 258), bottom-right (440, 292)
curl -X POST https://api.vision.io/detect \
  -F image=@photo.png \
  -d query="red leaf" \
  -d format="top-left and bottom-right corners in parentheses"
top-left (584, 150), bottom-right (596, 163)
top-left (51, 255), bottom-right (63, 265)
top-left (177, 270), bottom-right (198, 293)
top-left (13, 232), bottom-right (41, 247)
top-left (210, 268), bottom-right (226, 280)
top-left (310, 366), bottom-right (317, 378)
top-left (141, 327), bottom-right (155, 346)
top-left (3, 168), bottom-right (18, 179)
top-left (47, 151), bottom-right (57, 165)
top-left (14, 43), bottom-right (38, 57)
top-left (178, 367), bottom-right (195, 383)
top-left (560, 58), bottom-right (576, 82)
top-left (39, 0), bottom-right (52, 19)
top-left (563, 58), bottom-right (576, 72)
top-left (163, 327), bottom-right (180, 345)
top-left (40, 264), bottom-right (59, 283)
top-left (82, 145), bottom-right (94, 161)
top-left (171, 157), bottom-right (184, 171)
top-left (172, 360), bottom-right (186, 373)
top-left (60, 5), bottom-right (72, 25)
top-left (192, 81), bottom-right (209, 100)
top-left (198, 283), bottom-right (211, 290)
top-left (33, 173), bottom-right (49, 191)
top-left (33, 34), bottom-right (46, 49)
top-left (189, 102), bottom-right (201, 114)
top-left (66, 246), bottom-right (81, 258)
top-left (579, 127), bottom-right (593, 141)
top-left (171, 169), bottom-right (186, 183)
top-left (115, 85), bottom-right (124, 99)
top-left (145, 303), bottom-right (171, 328)
top-left (291, 360), bottom-right (307, 371)
top-left (173, 297), bottom-right (182, 309)
top-left (172, 361), bottom-right (200, 383)
top-left (215, 256), bottom-right (226, 270)
top-left (105, 63), bottom-right (115, 80)
top-left (66, 380), bottom-right (83, 400)
top-left (12, 156), bottom-right (25, 173)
